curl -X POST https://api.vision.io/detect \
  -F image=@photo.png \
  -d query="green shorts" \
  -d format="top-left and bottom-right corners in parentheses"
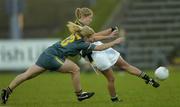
top-left (36, 47), bottom-right (65, 71)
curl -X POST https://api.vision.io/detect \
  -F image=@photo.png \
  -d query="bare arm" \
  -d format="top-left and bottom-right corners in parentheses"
top-left (87, 35), bottom-right (116, 42)
top-left (94, 37), bottom-right (124, 51)
top-left (92, 27), bottom-right (119, 37)
top-left (87, 29), bottom-right (120, 42)
top-left (92, 28), bottom-right (112, 36)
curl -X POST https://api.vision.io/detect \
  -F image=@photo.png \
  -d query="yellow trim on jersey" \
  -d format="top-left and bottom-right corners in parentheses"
top-left (55, 56), bottom-right (64, 65)
top-left (60, 34), bottom-right (75, 46)
top-left (75, 34), bottom-right (81, 40)
top-left (60, 34), bottom-right (82, 47)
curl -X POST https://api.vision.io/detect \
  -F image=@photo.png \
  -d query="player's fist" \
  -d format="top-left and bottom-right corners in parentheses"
top-left (111, 26), bottom-right (119, 32)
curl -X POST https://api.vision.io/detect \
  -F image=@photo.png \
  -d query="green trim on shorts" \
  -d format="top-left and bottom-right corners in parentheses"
top-left (54, 56), bottom-right (64, 65)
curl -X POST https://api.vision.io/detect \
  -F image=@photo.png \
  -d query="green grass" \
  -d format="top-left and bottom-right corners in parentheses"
top-left (0, 67), bottom-right (180, 107)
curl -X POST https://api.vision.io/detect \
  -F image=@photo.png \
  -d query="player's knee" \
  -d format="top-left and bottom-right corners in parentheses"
top-left (72, 66), bottom-right (80, 74)
top-left (74, 66), bottom-right (80, 72)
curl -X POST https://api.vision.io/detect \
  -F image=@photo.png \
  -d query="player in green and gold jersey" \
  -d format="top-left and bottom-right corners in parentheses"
top-left (1, 22), bottom-right (123, 104)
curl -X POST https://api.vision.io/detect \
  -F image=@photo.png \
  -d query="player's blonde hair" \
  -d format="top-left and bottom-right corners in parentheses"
top-left (66, 21), bottom-right (94, 37)
top-left (75, 7), bottom-right (93, 19)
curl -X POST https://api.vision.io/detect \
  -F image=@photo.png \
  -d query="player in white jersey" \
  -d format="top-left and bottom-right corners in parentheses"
top-left (75, 7), bottom-right (160, 102)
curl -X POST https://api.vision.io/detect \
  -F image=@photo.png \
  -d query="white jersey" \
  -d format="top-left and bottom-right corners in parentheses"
top-left (91, 41), bottom-right (120, 71)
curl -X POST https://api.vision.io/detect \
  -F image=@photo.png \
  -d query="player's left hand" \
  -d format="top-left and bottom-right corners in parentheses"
top-left (109, 30), bottom-right (119, 38)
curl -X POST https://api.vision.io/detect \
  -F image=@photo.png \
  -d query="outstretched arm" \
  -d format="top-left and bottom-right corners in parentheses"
top-left (94, 37), bottom-right (124, 51)
top-left (87, 28), bottom-right (120, 42)
top-left (92, 27), bottom-right (119, 36)
top-left (92, 28), bottom-right (112, 36)
top-left (87, 35), bottom-right (116, 42)
top-left (89, 28), bottom-right (126, 42)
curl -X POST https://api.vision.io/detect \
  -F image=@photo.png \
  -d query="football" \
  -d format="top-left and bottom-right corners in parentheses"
top-left (155, 66), bottom-right (169, 80)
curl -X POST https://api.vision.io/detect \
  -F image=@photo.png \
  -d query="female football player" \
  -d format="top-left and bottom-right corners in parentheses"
top-left (74, 7), bottom-right (160, 102)
top-left (1, 22), bottom-right (123, 104)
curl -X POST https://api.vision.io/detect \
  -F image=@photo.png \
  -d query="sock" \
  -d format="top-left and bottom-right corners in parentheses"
top-left (75, 89), bottom-right (82, 96)
top-left (139, 72), bottom-right (150, 81)
top-left (7, 87), bottom-right (12, 94)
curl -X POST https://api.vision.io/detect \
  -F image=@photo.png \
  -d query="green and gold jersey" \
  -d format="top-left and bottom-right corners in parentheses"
top-left (60, 20), bottom-right (86, 61)
top-left (49, 34), bottom-right (96, 59)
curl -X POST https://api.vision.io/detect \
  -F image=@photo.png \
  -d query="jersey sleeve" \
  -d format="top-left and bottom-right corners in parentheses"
top-left (78, 41), bottom-right (96, 52)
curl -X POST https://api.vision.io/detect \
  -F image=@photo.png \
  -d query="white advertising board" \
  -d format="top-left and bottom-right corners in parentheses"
top-left (0, 39), bottom-right (59, 70)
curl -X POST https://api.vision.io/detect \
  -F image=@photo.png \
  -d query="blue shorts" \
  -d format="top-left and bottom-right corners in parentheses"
top-left (36, 47), bottom-right (65, 71)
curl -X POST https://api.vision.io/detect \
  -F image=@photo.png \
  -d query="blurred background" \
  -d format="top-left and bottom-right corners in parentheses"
top-left (0, 0), bottom-right (180, 72)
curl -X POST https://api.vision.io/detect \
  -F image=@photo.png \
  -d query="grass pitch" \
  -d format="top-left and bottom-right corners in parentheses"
top-left (0, 67), bottom-right (180, 107)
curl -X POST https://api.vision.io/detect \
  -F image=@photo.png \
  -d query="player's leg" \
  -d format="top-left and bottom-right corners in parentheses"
top-left (115, 57), bottom-right (160, 88)
top-left (58, 59), bottom-right (81, 93)
top-left (101, 68), bottom-right (122, 102)
top-left (1, 64), bottom-right (45, 104)
top-left (57, 59), bottom-right (94, 101)
top-left (9, 65), bottom-right (45, 90)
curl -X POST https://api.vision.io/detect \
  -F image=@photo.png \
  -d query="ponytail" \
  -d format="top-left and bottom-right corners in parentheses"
top-left (75, 8), bottom-right (81, 19)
